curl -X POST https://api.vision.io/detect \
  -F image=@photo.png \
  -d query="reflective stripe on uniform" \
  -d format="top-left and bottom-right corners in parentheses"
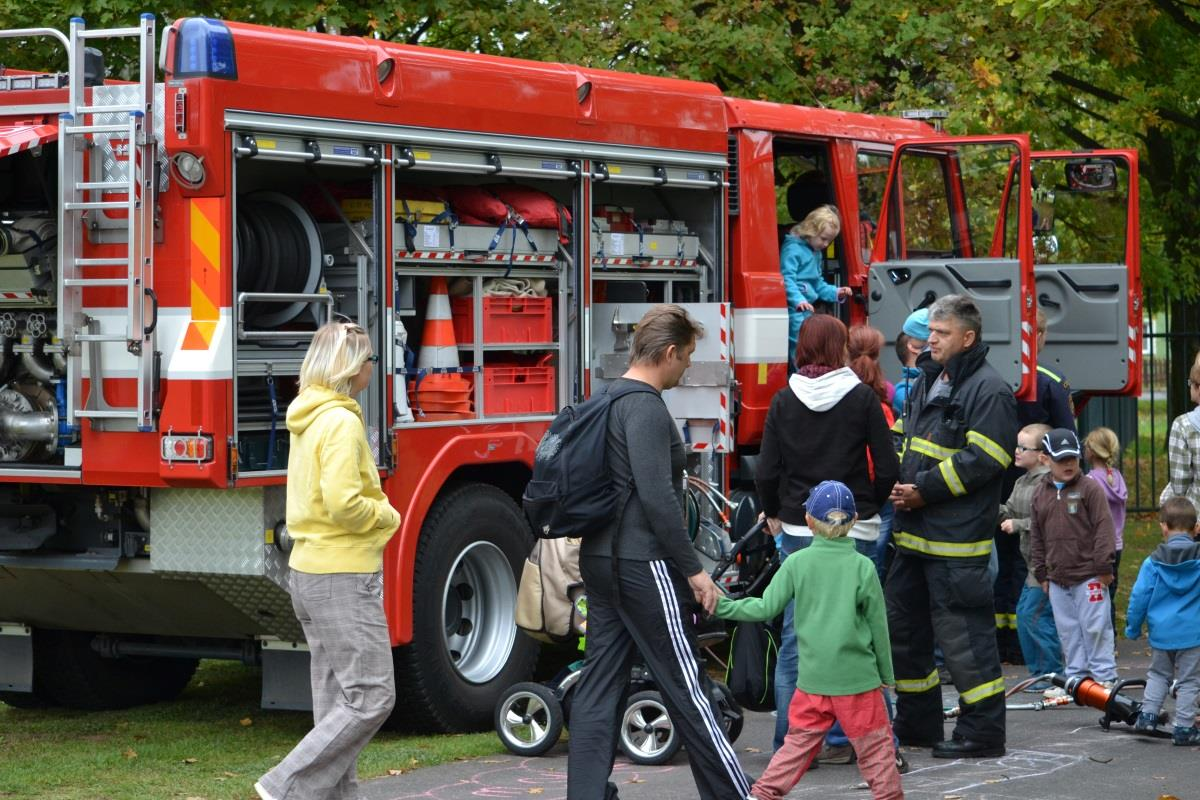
top-left (892, 418), bottom-right (905, 434)
top-left (1037, 364), bottom-right (1063, 383)
top-left (966, 430), bottom-right (1012, 468)
top-left (895, 668), bottom-right (941, 694)
top-left (939, 459), bottom-right (967, 496)
top-left (960, 677), bottom-right (1006, 705)
top-left (894, 531), bottom-right (993, 558)
top-left (909, 436), bottom-right (962, 462)
top-left (994, 612), bottom-right (1018, 631)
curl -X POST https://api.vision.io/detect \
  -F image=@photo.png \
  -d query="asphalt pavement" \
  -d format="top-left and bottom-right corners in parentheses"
top-left (365, 640), bottom-right (1199, 800)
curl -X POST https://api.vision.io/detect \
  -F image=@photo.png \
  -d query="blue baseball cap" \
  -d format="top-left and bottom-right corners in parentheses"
top-left (902, 308), bottom-right (931, 341)
top-left (806, 480), bottom-right (857, 524)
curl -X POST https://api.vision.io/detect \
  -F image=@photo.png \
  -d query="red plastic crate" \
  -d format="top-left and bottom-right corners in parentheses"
top-left (482, 363), bottom-right (556, 415)
top-left (450, 296), bottom-right (553, 344)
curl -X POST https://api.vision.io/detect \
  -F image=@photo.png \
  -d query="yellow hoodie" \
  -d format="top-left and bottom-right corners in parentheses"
top-left (285, 385), bottom-right (401, 574)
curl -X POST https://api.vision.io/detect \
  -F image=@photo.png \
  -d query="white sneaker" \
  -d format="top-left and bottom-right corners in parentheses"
top-left (1043, 686), bottom-right (1069, 700)
top-left (254, 782), bottom-right (280, 800)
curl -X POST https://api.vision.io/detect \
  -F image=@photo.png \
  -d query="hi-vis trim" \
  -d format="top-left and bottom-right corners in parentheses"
top-left (1036, 364), bottom-right (1063, 383)
top-left (894, 531), bottom-right (992, 558)
top-left (960, 677), bottom-right (1006, 704)
top-left (183, 198), bottom-right (222, 350)
top-left (896, 669), bottom-right (940, 694)
top-left (939, 459), bottom-right (967, 496)
top-left (733, 308), bottom-right (788, 363)
top-left (1021, 319), bottom-right (1034, 377)
top-left (966, 430), bottom-right (1012, 468)
top-left (0, 122), bottom-right (57, 156)
top-left (909, 437), bottom-right (961, 462)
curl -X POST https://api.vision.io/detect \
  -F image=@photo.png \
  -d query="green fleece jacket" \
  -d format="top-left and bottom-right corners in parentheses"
top-left (285, 385), bottom-right (401, 574)
top-left (716, 536), bottom-right (894, 696)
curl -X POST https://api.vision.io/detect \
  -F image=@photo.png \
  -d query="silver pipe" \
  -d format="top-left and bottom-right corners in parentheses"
top-left (20, 350), bottom-right (54, 383)
top-left (0, 410), bottom-right (56, 442)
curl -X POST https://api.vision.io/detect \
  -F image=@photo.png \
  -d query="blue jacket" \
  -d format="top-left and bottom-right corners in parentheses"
top-left (780, 234), bottom-right (841, 344)
top-left (893, 365), bottom-right (921, 418)
top-left (1125, 534), bottom-right (1200, 650)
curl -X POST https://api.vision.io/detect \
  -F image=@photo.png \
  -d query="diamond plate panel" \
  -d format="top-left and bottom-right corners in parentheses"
top-left (92, 85), bottom-right (168, 190)
top-left (262, 486), bottom-right (290, 591)
top-left (194, 574), bottom-right (303, 641)
top-left (152, 487), bottom-right (267, 575)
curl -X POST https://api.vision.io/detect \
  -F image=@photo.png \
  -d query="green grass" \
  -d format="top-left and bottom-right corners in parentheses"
top-left (0, 661), bottom-right (504, 800)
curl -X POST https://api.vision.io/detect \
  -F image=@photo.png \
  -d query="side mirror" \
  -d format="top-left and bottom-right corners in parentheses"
top-left (1064, 160), bottom-right (1118, 192)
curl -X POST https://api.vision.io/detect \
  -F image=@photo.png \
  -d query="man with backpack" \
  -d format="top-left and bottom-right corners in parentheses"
top-left (560, 305), bottom-right (751, 800)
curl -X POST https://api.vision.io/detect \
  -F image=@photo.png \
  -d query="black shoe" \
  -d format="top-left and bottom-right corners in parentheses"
top-left (932, 738), bottom-right (1006, 759)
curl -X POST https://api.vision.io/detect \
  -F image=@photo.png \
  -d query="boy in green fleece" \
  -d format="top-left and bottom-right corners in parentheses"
top-left (718, 480), bottom-right (902, 800)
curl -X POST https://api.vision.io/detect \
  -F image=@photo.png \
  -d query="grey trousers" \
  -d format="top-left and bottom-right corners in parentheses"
top-left (1144, 645), bottom-right (1200, 729)
top-left (258, 571), bottom-right (396, 800)
top-left (1048, 577), bottom-right (1117, 682)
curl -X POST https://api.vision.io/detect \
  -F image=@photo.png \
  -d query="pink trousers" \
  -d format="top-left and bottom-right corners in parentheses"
top-left (751, 688), bottom-right (903, 800)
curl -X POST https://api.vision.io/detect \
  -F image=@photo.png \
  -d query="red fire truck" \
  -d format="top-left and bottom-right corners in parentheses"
top-left (0, 17), bottom-right (1140, 731)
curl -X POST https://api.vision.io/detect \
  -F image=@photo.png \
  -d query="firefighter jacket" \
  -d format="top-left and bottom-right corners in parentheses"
top-left (892, 343), bottom-right (1018, 562)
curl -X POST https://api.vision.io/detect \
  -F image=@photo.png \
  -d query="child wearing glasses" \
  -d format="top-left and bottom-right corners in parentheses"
top-left (999, 423), bottom-right (1063, 692)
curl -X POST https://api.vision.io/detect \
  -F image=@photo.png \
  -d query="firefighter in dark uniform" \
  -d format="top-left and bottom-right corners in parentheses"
top-left (886, 294), bottom-right (1018, 757)
top-left (994, 309), bottom-right (1075, 662)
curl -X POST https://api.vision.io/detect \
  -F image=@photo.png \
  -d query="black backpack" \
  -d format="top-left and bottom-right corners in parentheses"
top-left (522, 382), bottom-right (657, 539)
top-left (724, 619), bottom-right (780, 712)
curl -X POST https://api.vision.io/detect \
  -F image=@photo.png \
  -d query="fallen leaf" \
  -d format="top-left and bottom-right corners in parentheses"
top-left (222, 772), bottom-right (236, 778)
top-left (528, 790), bottom-right (544, 796)
top-left (239, 717), bottom-right (253, 727)
top-left (387, 769), bottom-right (405, 776)
top-left (743, 746), bottom-right (761, 753)
top-left (182, 757), bottom-right (198, 764)
top-left (122, 749), bottom-right (137, 760)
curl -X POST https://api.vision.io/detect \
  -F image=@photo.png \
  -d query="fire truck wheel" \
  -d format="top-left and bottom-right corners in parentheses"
top-left (392, 482), bottom-right (538, 733)
top-left (34, 630), bottom-right (199, 710)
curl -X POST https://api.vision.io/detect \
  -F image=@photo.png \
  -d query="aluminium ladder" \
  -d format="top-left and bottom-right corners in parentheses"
top-left (57, 14), bottom-right (157, 431)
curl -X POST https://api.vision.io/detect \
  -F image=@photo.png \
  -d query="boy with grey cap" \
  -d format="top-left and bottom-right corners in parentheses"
top-left (1029, 428), bottom-right (1118, 687)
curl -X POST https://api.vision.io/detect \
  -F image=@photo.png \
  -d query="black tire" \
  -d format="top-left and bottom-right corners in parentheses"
top-left (392, 482), bottom-right (539, 732)
top-left (712, 679), bottom-right (745, 743)
top-left (619, 690), bottom-right (681, 766)
top-left (494, 681), bottom-right (564, 756)
top-left (34, 630), bottom-right (198, 710)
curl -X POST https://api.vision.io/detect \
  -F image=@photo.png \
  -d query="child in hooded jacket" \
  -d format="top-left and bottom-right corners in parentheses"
top-left (780, 205), bottom-right (851, 357)
top-left (1125, 497), bottom-right (1200, 746)
top-left (1083, 427), bottom-right (1127, 632)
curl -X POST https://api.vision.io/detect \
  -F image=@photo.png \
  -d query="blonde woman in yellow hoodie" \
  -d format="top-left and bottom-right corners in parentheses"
top-left (256, 321), bottom-right (402, 800)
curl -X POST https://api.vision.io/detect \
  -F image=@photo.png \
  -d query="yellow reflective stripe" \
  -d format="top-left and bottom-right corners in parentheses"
top-left (909, 436), bottom-right (962, 461)
top-left (1037, 364), bottom-right (1063, 383)
top-left (895, 669), bottom-right (940, 694)
top-left (894, 531), bottom-right (993, 558)
top-left (960, 677), bottom-right (1006, 705)
top-left (939, 459), bottom-right (967, 496)
top-left (966, 430), bottom-right (1012, 468)
top-left (891, 418), bottom-right (905, 434)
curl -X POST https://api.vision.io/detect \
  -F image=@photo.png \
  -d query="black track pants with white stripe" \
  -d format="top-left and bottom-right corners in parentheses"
top-left (567, 555), bottom-right (751, 800)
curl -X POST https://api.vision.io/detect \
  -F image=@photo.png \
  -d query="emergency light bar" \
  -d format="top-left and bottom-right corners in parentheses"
top-left (173, 17), bottom-right (237, 80)
top-left (0, 74), bottom-right (68, 91)
top-left (161, 433), bottom-right (214, 463)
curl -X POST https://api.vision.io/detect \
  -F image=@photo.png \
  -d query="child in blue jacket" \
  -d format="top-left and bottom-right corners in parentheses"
top-left (781, 205), bottom-right (851, 359)
top-left (1125, 496), bottom-right (1200, 745)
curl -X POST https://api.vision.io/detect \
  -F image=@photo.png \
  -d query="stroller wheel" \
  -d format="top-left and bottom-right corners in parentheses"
top-left (494, 682), bottom-right (564, 756)
top-left (620, 690), bottom-right (682, 765)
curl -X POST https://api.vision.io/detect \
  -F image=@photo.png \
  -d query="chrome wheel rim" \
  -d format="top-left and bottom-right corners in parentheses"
top-left (498, 690), bottom-right (553, 749)
top-left (621, 697), bottom-right (674, 759)
top-left (442, 540), bottom-right (517, 684)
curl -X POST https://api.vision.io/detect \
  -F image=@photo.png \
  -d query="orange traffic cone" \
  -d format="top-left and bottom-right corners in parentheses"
top-left (413, 277), bottom-right (473, 419)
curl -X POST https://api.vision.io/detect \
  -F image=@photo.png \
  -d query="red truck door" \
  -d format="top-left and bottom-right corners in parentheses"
top-left (1028, 150), bottom-right (1141, 396)
top-left (867, 136), bottom-right (1037, 400)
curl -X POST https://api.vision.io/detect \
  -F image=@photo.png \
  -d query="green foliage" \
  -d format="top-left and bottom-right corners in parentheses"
top-left (1, 0), bottom-right (1195, 294)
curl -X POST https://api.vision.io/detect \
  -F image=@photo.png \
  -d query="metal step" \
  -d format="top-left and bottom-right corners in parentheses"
top-left (74, 333), bottom-right (129, 343)
top-left (74, 182), bottom-right (134, 191)
top-left (74, 257), bottom-right (129, 267)
top-left (76, 408), bottom-right (139, 419)
top-left (63, 124), bottom-right (130, 135)
top-left (63, 200), bottom-right (133, 211)
top-left (63, 278), bottom-right (132, 287)
top-left (73, 104), bottom-right (141, 115)
top-left (78, 26), bottom-right (142, 38)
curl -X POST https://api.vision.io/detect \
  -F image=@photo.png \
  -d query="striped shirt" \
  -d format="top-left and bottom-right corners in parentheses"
top-left (1164, 412), bottom-right (1200, 513)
